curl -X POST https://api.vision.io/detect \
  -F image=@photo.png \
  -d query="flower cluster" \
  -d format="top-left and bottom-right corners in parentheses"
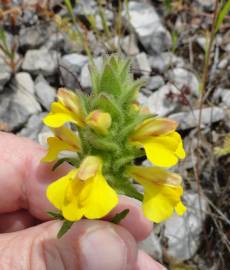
top-left (43, 56), bottom-right (186, 228)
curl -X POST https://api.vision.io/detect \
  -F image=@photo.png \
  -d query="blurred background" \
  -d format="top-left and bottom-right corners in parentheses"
top-left (0, 0), bottom-right (229, 269)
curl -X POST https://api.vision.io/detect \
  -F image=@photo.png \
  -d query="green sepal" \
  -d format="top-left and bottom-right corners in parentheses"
top-left (113, 155), bottom-right (136, 172)
top-left (120, 113), bottom-right (153, 139)
top-left (52, 157), bottom-right (80, 171)
top-left (110, 209), bottom-right (130, 224)
top-left (57, 220), bottom-right (74, 239)
top-left (87, 131), bottom-right (120, 153)
top-left (91, 93), bottom-right (124, 121)
top-left (47, 211), bottom-right (64, 220)
top-left (111, 176), bottom-right (143, 202)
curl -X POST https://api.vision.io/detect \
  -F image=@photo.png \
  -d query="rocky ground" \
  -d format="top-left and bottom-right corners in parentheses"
top-left (0, 0), bottom-right (229, 269)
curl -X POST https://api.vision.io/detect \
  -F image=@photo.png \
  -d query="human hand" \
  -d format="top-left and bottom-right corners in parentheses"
top-left (0, 132), bottom-right (165, 270)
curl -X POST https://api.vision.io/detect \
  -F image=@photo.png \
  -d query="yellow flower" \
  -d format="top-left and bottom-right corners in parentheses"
top-left (43, 88), bottom-right (85, 128)
top-left (127, 165), bottom-right (186, 223)
top-left (42, 126), bottom-right (81, 162)
top-left (130, 118), bottom-right (186, 167)
top-left (85, 110), bottom-right (112, 135)
top-left (47, 156), bottom-right (118, 221)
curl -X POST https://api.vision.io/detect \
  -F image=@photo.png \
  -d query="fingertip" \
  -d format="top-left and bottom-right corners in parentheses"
top-left (134, 250), bottom-right (166, 270)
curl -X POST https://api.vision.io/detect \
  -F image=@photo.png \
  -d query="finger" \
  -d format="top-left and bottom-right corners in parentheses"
top-left (0, 132), bottom-right (153, 241)
top-left (134, 250), bottom-right (166, 270)
top-left (0, 210), bottom-right (36, 233)
top-left (0, 220), bottom-right (138, 270)
top-left (0, 131), bottom-right (70, 218)
top-left (106, 195), bottom-right (153, 241)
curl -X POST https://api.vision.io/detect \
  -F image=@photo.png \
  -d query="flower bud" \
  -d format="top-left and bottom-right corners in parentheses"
top-left (86, 110), bottom-right (112, 135)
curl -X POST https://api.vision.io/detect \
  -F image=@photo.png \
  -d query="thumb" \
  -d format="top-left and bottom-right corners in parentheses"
top-left (0, 220), bottom-right (137, 270)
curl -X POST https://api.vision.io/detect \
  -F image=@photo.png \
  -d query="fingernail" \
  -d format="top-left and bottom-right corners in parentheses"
top-left (80, 226), bottom-right (127, 270)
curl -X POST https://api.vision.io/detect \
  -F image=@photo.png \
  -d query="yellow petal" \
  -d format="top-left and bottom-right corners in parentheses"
top-left (62, 198), bottom-right (84, 221)
top-left (142, 183), bottom-right (183, 223)
top-left (175, 201), bottom-right (187, 216)
top-left (83, 174), bottom-right (119, 219)
top-left (42, 136), bottom-right (77, 162)
top-left (53, 126), bottom-right (81, 151)
top-left (43, 102), bottom-right (84, 128)
top-left (128, 165), bottom-right (182, 186)
top-left (46, 169), bottom-right (77, 210)
top-left (142, 132), bottom-right (185, 167)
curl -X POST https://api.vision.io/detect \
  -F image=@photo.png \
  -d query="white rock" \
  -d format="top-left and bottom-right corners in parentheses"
top-left (134, 53), bottom-right (151, 74)
top-left (0, 73), bottom-right (41, 130)
top-left (137, 92), bottom-right (148, 105)
top-left (170, 107), bottom-right (225, 130)
top-left (60, 53), bottom-right (88, 89)
top-left (147, 83), bottom-right (180, 116)
top-left (214, 88), bottom-right (230, 108)
top-left (164, 192), bottom-right (208, 261)
top-left (14, 72), bottom-right (41, 115)
top-left (35, 75), bottom-right (56, 110)
top-left (138, 231), bottom-right (162, 261)
top-left (0, 57), bottom-right (11, 92)
top-left (149, 52), bottom-right (184, 72)
top-left (218, 58), bottom-right (229, 69)
top-left (18, 113), bottom-right (46, 141)
top-left (22, 49), bottom-right (59, 75)
top-left (146, 76), bottom-right (164, 90)
top-left (195, 0), bottom-right (215, 10)
top-left (168, 68), bottom-right (199, 96)
top-left (121, 35), bottom-right (139, 56)
top-left (19, 25), bottom-right (47, 49)
top-left (80, 57), bottom-right (103, 88)
top-left (61, 54), bottom-right (88, 72)
top-left (126, 1), bottom-right (172, 54)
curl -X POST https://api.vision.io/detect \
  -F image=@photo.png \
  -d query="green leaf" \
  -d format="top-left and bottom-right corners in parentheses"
top-left (215, 0), bottom-right (230, 33)
top-left (64, 0), bottom-right (75, 22)
top-left (100, 63), bottom-right (122, 97)
top-left (110, 209), bottom-right (130, 224)
top-left (52, 157), bottom-right (80, 171)
top-left (119, 79), bottom-right (145, 105)
top-left (57, 220), bottom-right (74, 239)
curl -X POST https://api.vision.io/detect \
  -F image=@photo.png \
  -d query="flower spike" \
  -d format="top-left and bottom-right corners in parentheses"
top-left (42, 55), bottom-right (187, 237)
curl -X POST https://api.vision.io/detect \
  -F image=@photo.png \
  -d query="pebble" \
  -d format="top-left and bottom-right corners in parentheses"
top-left (126, 1), bottom-right (172, 54)
top-left (170, 107), bottom-right (225, 130)
top-left (147, 83), bottom-right (180, 116)
top-left (22, 49), bottom-right (59, 75)
top-left (60, 53), bottom-right (88, 89)
top-left (35, 75), bottom-right (56, 110)
top-left (168, 68), bottom-right (200, 96)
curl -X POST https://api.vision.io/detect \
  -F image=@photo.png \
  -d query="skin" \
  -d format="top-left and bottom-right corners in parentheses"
top-left (0, 132), bottom-right (165, 270)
